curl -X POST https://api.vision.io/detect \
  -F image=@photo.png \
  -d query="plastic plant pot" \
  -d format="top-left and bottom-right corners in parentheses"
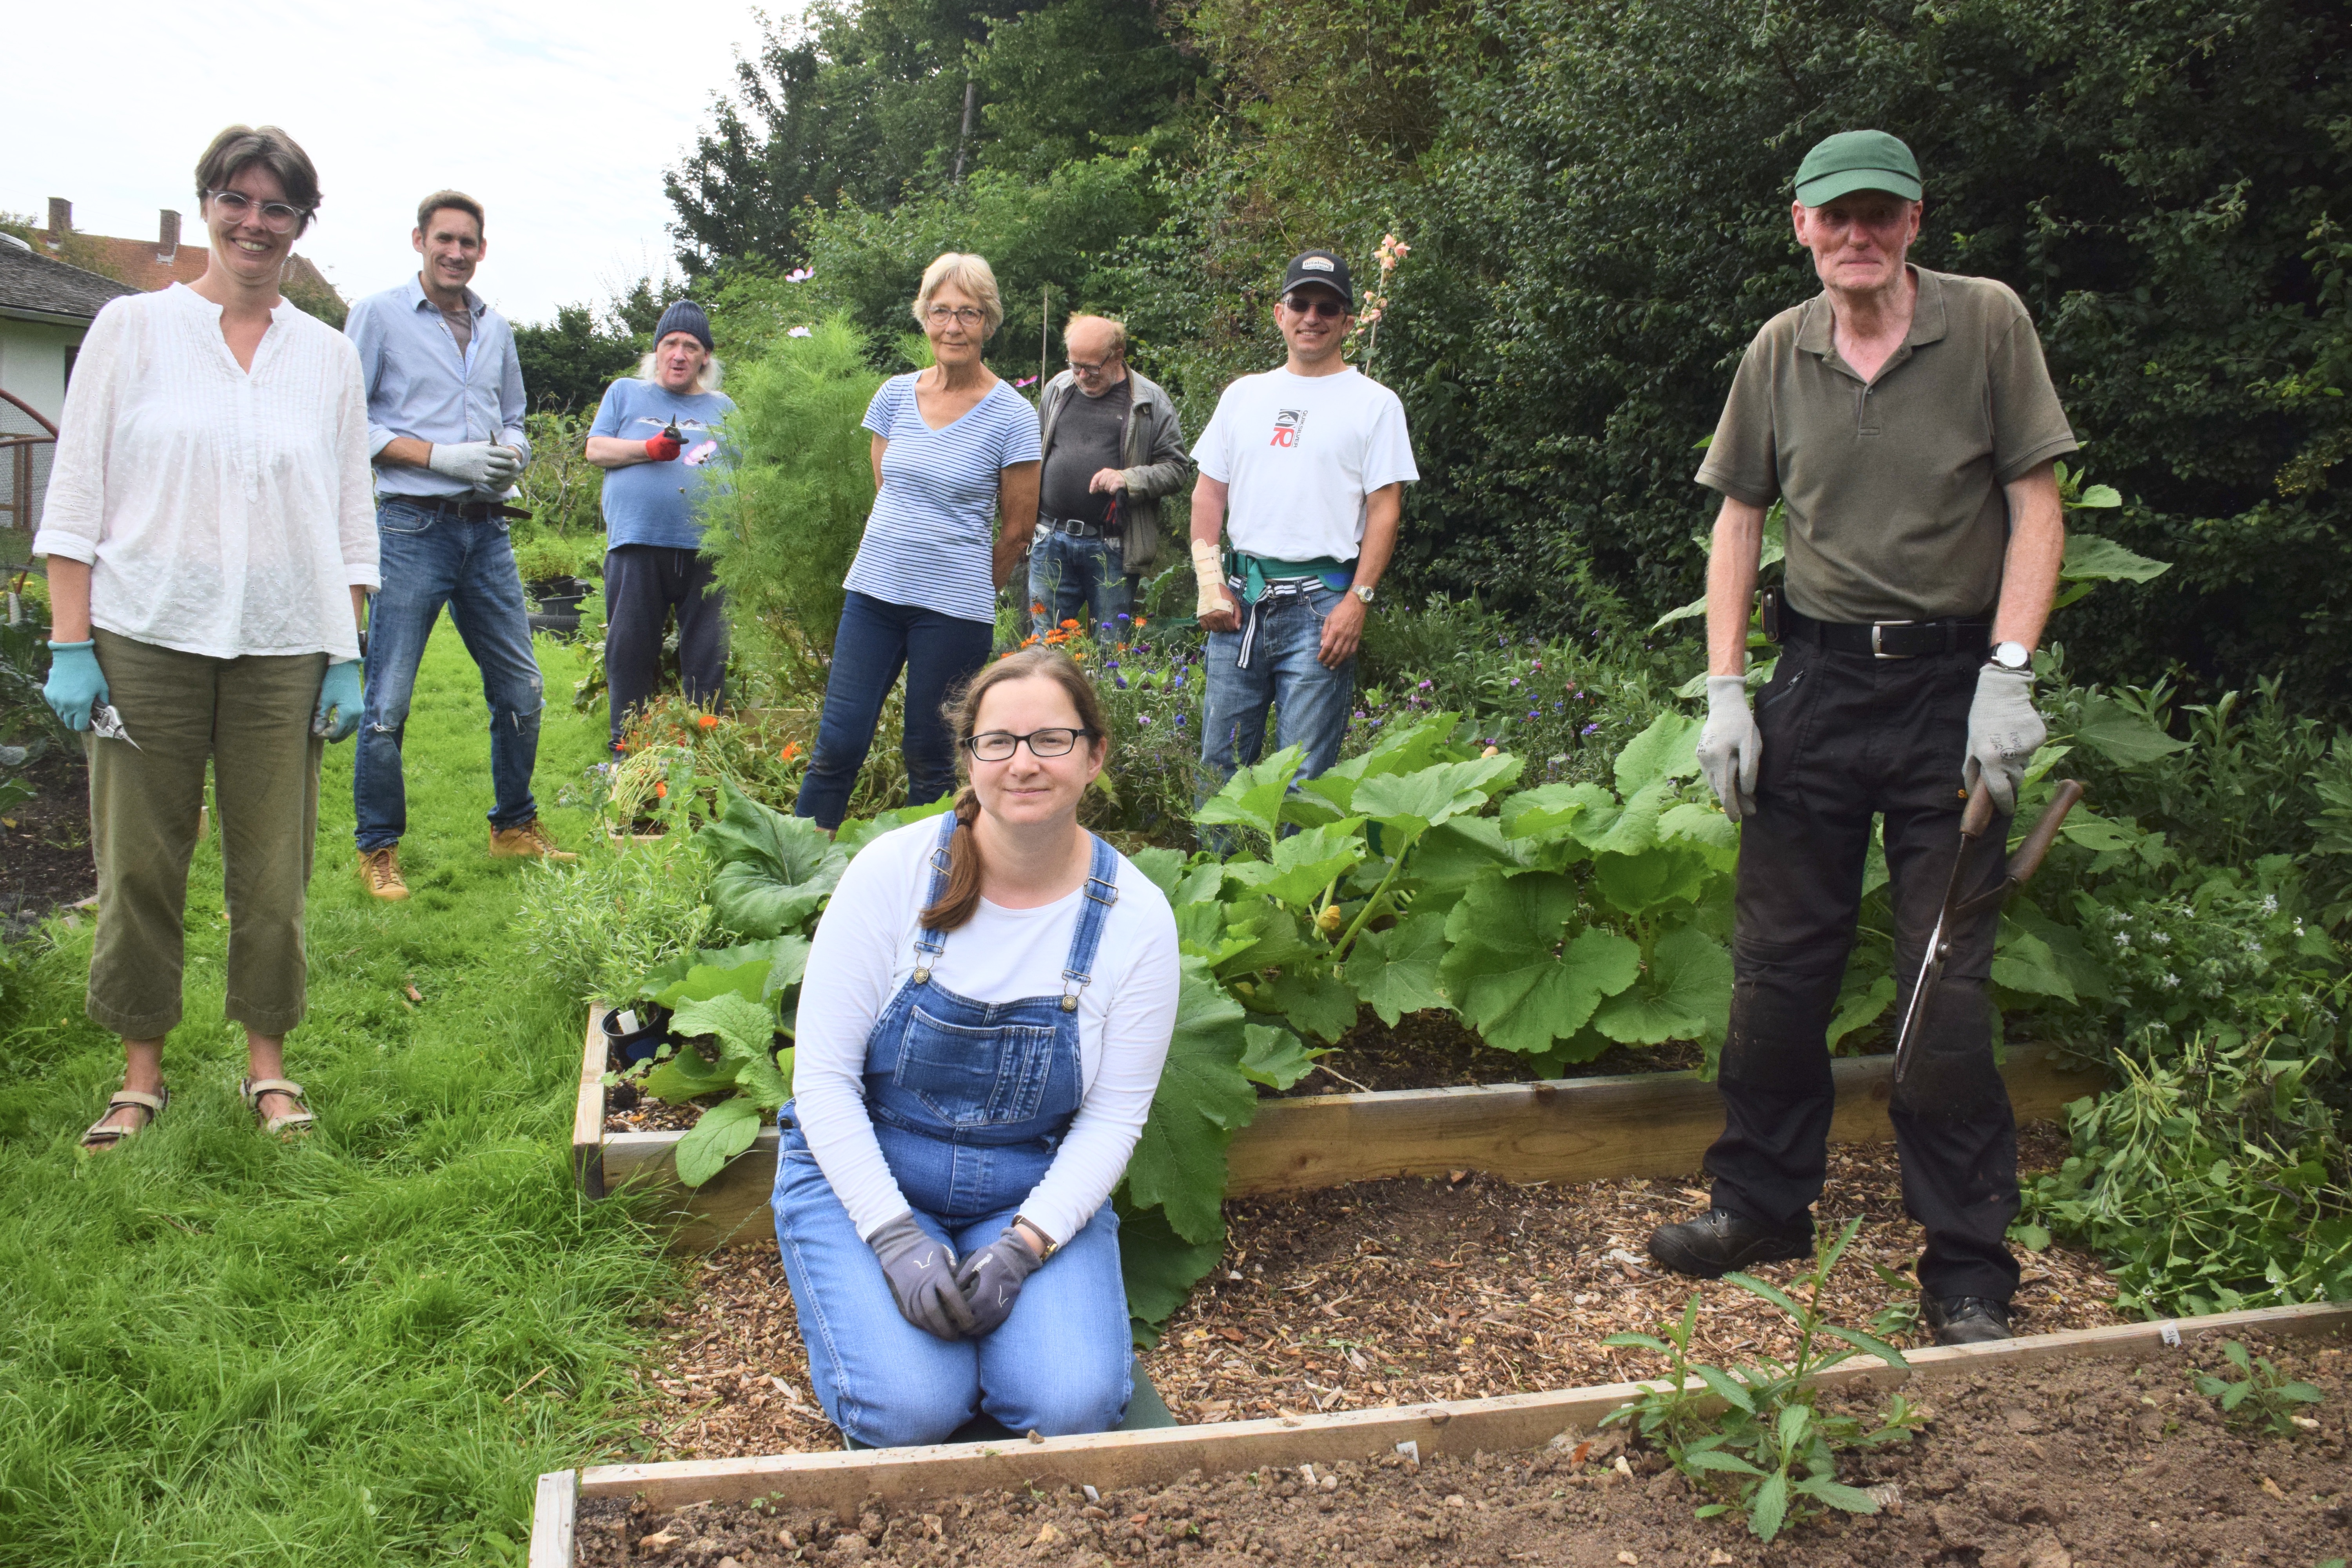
top-left (601, 1003), bottom-right (673, 1068)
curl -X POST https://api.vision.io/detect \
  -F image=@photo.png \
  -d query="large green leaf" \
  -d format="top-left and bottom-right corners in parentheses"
top-left (1124, 958), bottom-right (1257, 1244)
top-left (1441, 874), bottom-right (1641, 1053)
top-left (1397, 817), bottom-right (1531, 919)
top-left (1343, 913), bottom-right (1452, 1024)
top-left (1572, 780), bottom-right (1672, 856)
top-left (1824, 973), bottom-right (1896, 1048)
top-left (1239, 1023), bottom-right (1323, 1089)
top-left (1593, 844), bottom-right (1714, 917)
top-left (1296, 711), bottom-right (1460, 816)
top-left (1176, 901), bottom-right (1255, 967)
top-left (2061, 533), bottom-right (2171, 584)
top-left (1224, 819), bottom-right (1367, 908)
top-left (1194, 746), bottom-right (1306, 838)
top-left (674, 1096), bottom-right (766, 1188)
top-left (1500, 781), bottom-right (1612, 843)
top-left (1354, 755), bottom-right (1522, 838)
top-left (831, 794), bottom-right (954, 858)
top-left (640, 1045), bottom-right (735, 1104)
top-left (1991, 921), bottom-right (2076, 1003)
top-left (702, 780), bottom-right (849, 938)
top-left (1128, 846), bottom-right (1189, 899)
top-left (1255, 967), bottom-right (1359, 1041)
top-left (1169, 862), bottom-right (1229, 911)
top-left (671, 992), bottom-right (779, 1061)
top-left (1592, 923), bottom-right (1734, 1044)
top-left (1613, 711), bottom-right (1702, 795)
top-left (1214, 906), bottom-right (1317, 980)
top-left (1115, 1196), bottom-right (1226, 1341)
top-left (2072, 696), bottom-right (2189, 767)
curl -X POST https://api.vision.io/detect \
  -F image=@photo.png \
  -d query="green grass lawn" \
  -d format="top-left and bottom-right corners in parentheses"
top-left (0, 620), bottom-right (671, 1567)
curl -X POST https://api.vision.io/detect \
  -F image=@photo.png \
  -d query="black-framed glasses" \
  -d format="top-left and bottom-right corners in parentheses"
top-left (206, 189), bottom-right (309, 233)
top-left (1068, 355), bottom-right (1117, 374)
top-left (925, 305), bottom-right (987, 327)
top-left (965, 727), bottom-right (1094, 761)
top-left (1281, 294), bottom-right (1348, 319)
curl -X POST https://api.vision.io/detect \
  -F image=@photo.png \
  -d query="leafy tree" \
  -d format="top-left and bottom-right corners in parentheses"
top-left (514, 303), bottom-right (641, 415)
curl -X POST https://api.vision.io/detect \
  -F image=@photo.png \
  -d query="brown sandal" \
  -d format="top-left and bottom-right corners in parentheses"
top-left (240, 1076), bottom-right (316, 1138)
top-left (81, 1084), bottom-right (168, 1151)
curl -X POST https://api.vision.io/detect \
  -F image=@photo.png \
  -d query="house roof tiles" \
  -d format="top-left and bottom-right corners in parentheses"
top-left (0, 240), bottom-right (143, 323)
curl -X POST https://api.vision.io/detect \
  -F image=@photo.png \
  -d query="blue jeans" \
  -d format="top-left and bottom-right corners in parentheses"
top-left (353, 499), bottom-right (544, 851)
top-left (1198, 578), bottom-right (1357, 790)
top-left (795, 590), bottom-right (993, 830)
top-left (1028, 528), bottom-right (1132, 641)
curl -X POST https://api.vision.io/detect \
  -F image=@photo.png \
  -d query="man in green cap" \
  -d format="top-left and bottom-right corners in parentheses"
top-left (1646, 130), bottom-right (2077, 1345)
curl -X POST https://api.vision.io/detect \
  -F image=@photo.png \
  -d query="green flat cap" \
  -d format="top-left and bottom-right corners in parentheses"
top-left (1793, 129), bottom-right (1922, 206)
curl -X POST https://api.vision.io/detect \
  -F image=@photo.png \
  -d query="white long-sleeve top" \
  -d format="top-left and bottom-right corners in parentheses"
top-left (793, 818), bottom-right (1181, 1246)
top-left (34, 284), bottom-right (379, 661)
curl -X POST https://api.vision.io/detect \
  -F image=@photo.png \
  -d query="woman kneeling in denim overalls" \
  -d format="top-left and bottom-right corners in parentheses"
top-left (775, 647), bottom-right (1181, 1447)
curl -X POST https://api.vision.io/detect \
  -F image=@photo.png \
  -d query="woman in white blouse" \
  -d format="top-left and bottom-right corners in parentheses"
top-left (34, 125), bottom-right (377, 1149)
top-left (773, 646), bottom-right (1180, 1448)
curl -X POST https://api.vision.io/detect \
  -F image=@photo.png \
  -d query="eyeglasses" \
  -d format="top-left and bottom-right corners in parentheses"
top-left (206, 189), bottom-right (309, 233)
top-left (1282, 295), bottom-right (1349, 319)
top-left (1068, 355), bottom-right (1117, 374)
top-left (964, 727), bottom-right (1093, 761)
top-left (926, 305), bottom-right (987, 327)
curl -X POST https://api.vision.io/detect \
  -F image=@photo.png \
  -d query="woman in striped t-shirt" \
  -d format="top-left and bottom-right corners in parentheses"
top-left (794, 253), bottom-right (1043, 829)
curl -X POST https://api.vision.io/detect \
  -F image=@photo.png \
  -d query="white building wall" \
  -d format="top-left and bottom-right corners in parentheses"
top-left (0, 319), bottom-right (83, 424)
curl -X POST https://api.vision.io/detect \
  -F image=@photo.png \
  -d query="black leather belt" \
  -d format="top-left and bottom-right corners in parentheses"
top-left (1041, 515), bottom-right (1112, 538)
top-left (1780, 603), bottom-right (1992, 659)
top-left (383, 494), bottom-right (526, 522)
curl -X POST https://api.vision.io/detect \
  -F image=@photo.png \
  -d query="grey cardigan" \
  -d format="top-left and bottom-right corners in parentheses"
top-left (1036, 367), bottom-right (1192, 576)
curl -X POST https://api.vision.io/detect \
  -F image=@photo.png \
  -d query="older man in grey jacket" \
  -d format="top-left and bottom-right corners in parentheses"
top-left (1029, 314), bottom-right (1190, 640)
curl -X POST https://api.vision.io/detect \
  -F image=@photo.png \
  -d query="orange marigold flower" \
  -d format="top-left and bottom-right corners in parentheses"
top-left (697, 714), bottom-right (719, 729)
top-left (780, 742), bottom-right (800, 761)
top-left (1134, 616), bottom-right (1149, 628)
top-left (1031, 603), bottom-right (1045, 615)
top-left (655, 782), bottom-right (669, 798)
top-left (1061, 618), bottom-right (1082, 629)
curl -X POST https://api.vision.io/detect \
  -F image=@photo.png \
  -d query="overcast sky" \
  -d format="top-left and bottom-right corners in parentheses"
top-left (7, 0), bottom-right (782, 325)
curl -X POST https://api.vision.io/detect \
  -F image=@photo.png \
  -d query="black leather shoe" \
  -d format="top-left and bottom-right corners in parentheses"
top-left (1922, 1294), bottom-right (2014, 1345)
top-left (1646, 1209), bottom-right (1811, 1279)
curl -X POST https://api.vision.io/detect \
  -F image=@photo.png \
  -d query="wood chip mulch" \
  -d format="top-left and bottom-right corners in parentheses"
top-left (608, 1125), bottom-right (2123, 1463)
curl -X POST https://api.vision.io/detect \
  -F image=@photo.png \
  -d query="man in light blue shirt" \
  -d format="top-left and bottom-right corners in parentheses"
top-left (343, 189), bottom-right (569, 902)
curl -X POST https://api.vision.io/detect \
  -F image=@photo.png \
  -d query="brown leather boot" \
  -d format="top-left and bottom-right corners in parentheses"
top-left (489, 819), bottom-right (576, 861)
top-left (359, 846), bottom-right (410, 900)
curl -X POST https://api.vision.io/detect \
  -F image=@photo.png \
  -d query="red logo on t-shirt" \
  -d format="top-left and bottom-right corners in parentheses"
top-left (1269, 409), bottom-right (1307, 448)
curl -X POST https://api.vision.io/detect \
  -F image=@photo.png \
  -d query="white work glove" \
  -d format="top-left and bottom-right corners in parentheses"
top-left (427, 440), bottom-right (523, 490)
top-left (1696, 674), bottom-right (1761, 822)
top-left (1964, 664), bottom-right (2045, 815)
top-left (1191, 536), bottom-right (1235, 622)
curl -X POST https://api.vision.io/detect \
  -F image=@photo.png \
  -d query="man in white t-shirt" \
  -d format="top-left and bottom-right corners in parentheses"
top-left (1190, 250), bottom-right (1419, 791)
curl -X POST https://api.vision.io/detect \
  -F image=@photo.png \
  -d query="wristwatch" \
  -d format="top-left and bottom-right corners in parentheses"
top-left (1351, 584), bottom-right (1376, 605)
top-left (1990, 641), bottom-right (2030, 670)
top-left (1014, 1215), bottom-right (1060, 1261)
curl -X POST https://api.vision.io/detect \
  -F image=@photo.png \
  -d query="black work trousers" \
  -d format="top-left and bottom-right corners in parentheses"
top-left (604, 544), bottom-right (728, 751)
top-left (1707, 638), bottom-right (2022, 1302)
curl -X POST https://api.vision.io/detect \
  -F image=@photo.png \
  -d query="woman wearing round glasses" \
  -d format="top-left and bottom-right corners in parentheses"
top-left (35, 125), bottom-right (376, 1149)
top-left (794, 252), bottom-right (1042, 830)
top-left (775, 646), bottom-right (1179, 1446)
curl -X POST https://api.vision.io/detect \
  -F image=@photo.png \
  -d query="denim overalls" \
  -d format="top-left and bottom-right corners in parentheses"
top-left (771, 814), bottom-right (1136, 1447)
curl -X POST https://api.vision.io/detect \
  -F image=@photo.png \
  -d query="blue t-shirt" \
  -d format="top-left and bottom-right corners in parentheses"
top-left (842, 374), bottom-right (1043, 624)
top-left (589, 379), bottom-right (737, 550)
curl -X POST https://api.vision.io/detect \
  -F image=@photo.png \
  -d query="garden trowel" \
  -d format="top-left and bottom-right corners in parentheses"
top-left (1890, 775), bottom-right (2086, 1085)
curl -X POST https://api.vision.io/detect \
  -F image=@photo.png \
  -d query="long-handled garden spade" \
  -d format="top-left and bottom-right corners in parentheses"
top-left (1891, 776), bottom-right (2087, 1085)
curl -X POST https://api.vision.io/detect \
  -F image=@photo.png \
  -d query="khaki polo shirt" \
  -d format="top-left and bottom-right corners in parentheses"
top-left (1695, 267), bottom-right (2078, 623)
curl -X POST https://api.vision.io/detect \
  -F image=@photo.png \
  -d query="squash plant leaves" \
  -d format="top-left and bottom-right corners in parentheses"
top-left (1123, 956), bottom-right (1257, 1245)
top-left (704, 780), bottom-right (849, 937)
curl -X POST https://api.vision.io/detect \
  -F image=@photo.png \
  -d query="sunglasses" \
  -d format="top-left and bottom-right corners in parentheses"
top-left (1281, 295), bottom-right (1349, 319)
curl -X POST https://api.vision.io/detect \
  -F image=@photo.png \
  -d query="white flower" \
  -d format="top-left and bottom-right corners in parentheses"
top-left (788, 326), bottom-right (812, 338)
top-left (2161, 973), bottom-right (2180, 989)
top-left (2262, 895), bottom-right (2279, 915)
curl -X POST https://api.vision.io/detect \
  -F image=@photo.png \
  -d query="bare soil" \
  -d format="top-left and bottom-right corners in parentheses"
top-left (0, 742), bottom-right (93, 939)
top-left (612, 1129), bottom-right (2124, 1465)
top-left (576, 1328), bottom-right (2352, 1568)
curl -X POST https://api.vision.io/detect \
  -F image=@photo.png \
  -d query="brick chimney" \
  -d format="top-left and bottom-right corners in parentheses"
top-left (46, 197), bottom-right (70, 248)
top-left (159, 209), bottom-right (181, 262)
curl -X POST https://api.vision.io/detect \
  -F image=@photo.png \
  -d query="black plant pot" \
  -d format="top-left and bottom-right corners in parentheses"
top-left (601, 1002), bottom-right (672, 1069)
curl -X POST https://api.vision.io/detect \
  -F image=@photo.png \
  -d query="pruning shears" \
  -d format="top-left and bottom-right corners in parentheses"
top-left (90, 702), bottom-right (141, 750)
top-left (1890, 776), bottom-right (2086, 1084)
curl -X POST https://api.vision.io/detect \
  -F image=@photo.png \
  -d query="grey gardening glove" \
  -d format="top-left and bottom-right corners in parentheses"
top-left (1695, 675), bottom-right (1761, 822)
top-left (426, 440), bottom-right (523, 491)
top-left (868, 1212), bottom-right (976, 1342)
top-left (955, 1228), bottom-right (1044, 1338)
top-left (1964, 664), bottom-right (2045, 815)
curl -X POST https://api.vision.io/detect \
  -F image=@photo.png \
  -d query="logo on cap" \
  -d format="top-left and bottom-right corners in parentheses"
top-left (1300, 256), bottom-right (1334, 272)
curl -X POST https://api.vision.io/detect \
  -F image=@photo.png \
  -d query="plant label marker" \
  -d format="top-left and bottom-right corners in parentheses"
top-left (1395, 1440), bottom-right (1419, 1468)
top-left (2160, 1322), bottom-right (2181, 1348)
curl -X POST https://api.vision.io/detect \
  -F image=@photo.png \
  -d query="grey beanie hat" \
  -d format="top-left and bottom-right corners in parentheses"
top-left (653, 299), bottom-right (713, 351)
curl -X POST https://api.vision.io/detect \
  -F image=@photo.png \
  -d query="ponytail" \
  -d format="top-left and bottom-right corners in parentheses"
top-left (918, 788), bottom-right (986, 931)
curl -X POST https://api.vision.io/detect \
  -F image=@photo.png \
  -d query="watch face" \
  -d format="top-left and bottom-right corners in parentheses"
top-left (1994, 642), bottom-right (2029, 668)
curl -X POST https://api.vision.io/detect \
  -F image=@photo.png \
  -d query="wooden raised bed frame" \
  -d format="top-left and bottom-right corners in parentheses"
top-left (573, 1007), bottom-right (2108, 1253)
top-left (527, 1299), bottom-right (2352, 1563)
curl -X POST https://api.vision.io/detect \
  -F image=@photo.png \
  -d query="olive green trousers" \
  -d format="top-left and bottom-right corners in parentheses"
top-left (85, 629), bottom-right (325, 1039)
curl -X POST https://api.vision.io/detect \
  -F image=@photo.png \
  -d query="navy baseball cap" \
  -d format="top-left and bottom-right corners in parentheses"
top-left (1280, 250), bottom-right (1353, 309)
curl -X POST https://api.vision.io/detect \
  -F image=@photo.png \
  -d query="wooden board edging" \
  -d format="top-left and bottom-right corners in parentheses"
top-left (528, 1470), bottom-right (576, 1568)
top-left (562, 1301), bottom-right (2349, 1529)
top-left (579, 1024), bottom-right (2105, 1254)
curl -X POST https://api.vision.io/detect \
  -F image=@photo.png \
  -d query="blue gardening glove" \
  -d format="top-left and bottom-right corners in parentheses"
top-left (316, 659), bottom-right (364, 742)
top-left (43, 640), bottom-right (107, 732)
top-left (869, 1212), bottom-right (976, 1342)
top-left (955, 1227), bottom-right (1044, 1338)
